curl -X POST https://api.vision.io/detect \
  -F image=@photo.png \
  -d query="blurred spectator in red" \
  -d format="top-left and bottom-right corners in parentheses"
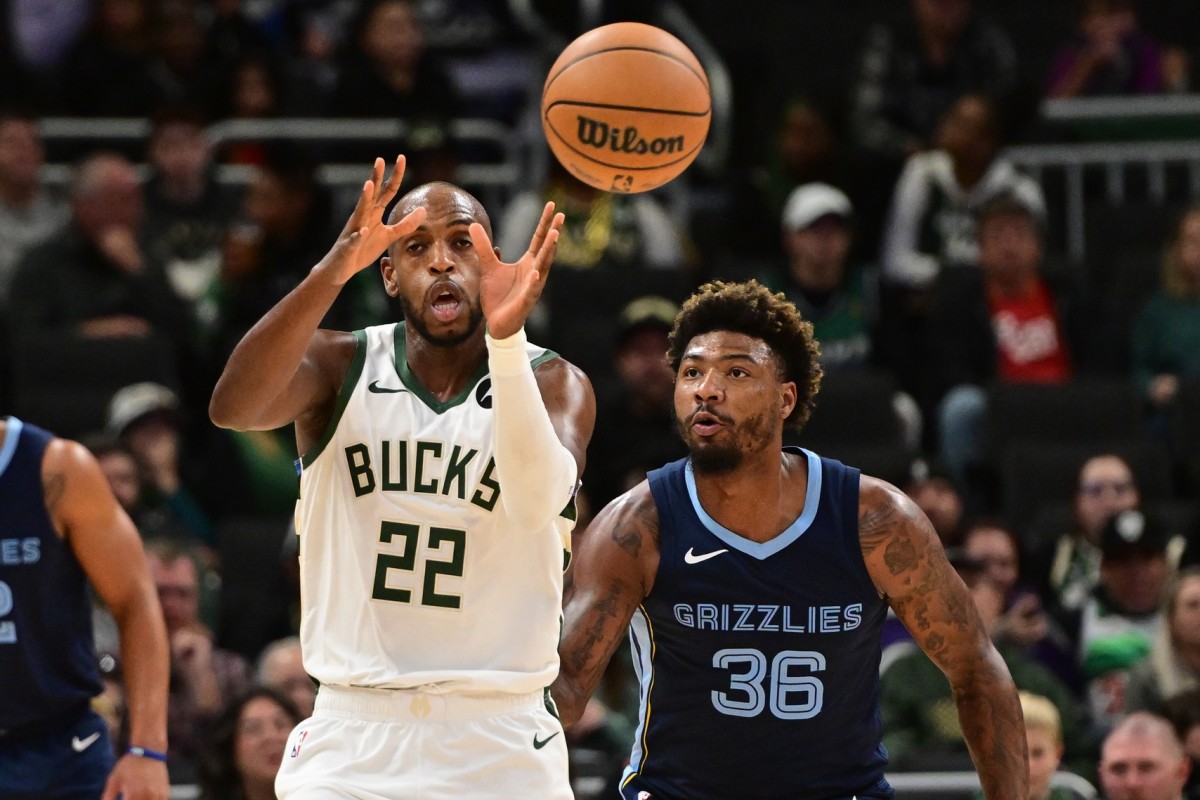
top-left (1047, 0), bottom-right (1164, 98)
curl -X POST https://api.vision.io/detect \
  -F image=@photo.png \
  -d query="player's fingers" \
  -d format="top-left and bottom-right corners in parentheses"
top-left (526, 202), bottom-right (557, 255)
top-left (368, 157), bottom-right (386, 203)
top-left (99, 775), bottom-right (118, 800)
top-left (341, 179), bottom-right (374, 235)
top-left (468, 222), bottom-right (496, 260)
top-left (386, 206), bottom-right (426, 241)
top-left (380, 154), bottom-right (406, 205)
top-left (533, 227), bottom-right (560, 281)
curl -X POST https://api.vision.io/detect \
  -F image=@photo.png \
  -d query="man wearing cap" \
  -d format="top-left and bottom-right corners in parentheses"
top-left (586, 295), bottom-right (688, 513)
top-left (1064, 509), bottom-right (1176, 735)
top-left (774, 183), bottom-right (878, 373)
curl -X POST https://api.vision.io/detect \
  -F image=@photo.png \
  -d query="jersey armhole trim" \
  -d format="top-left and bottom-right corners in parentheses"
top-left (0, 416), bottom-right (24, 478)
top-left (300, 330), bottom-right (367, 468)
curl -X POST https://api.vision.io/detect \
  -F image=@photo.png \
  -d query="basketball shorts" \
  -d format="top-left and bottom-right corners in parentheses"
top-left (0, 706), bottom-right (115, 800)
top-left (276, 685), bottom-right (573, 800)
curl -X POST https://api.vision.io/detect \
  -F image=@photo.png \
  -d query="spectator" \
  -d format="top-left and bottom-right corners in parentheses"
top-left (142, 105), bottom-right (235, 322)
top-left (325, 0), bottom-right (461, 174)
top-left (55, 0), bottom-right (164, 117)
top-left (903, 461), bottom-right (967, 547)
top-left (881, 551), bottom-right (1091, 774)
top-left (881, 93), bottom-right (1045, 291)
top-left (585, 295), bottom-right (688, 512)
top-left (964, 520), bottom-right (1080, 690)
top-left (255, 637), bottom-right (316, 719)
top-left (1066, 510), bottom-right (1173, 736)
top-left (148, 0), bottom-right (213, 112)
top-left (1028, 453), bottom-right (1142, 615)
top-left (1098, 711), bottom-right (1190, 800)
top-left (7, 151), bottom-right (192, 347)
top-left (1012, 690), bottom-right (1080, 800)
top-left (1047, 0), bottom-right (1164, 98)
top-left (197, 686), bottom-right (301, 800)
top-left (0, 108), bottom-right (68, 305)
top-left (88, 433), bottom-right (202, 546)
top-left (1163, 687), bottom-right (1200, 799)
top-left (927, 196), bottom-right (1078, 497)
top-left (1132, 204), bottom-right (1200, 413)
top-left (849, 0), bottom-right (1018, 163)
top-left (146, 537), bottom-right (251, 782)
top-left (1127, 567), bottom-right (1200, 715)
top-left (107, 381), bottom-right (214, 548)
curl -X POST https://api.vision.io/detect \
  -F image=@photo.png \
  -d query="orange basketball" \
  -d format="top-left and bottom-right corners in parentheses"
top-left (541, 22), bottom-right (711, 194)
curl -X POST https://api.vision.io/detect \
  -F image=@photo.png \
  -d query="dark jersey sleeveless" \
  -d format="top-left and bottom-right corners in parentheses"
top-left (0, 418), bottom-right (103, 732)
top-left (623, 448), bottom-right (892, 800)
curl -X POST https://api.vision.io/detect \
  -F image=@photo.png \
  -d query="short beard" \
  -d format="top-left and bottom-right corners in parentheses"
top-left (398, 295), bottom-right (483, 347)
top-left (675, 408), bottom-right (777, 476)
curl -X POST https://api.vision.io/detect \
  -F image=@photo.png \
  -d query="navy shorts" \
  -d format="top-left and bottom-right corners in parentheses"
top-left (0, 707), bottom-right (115, 800)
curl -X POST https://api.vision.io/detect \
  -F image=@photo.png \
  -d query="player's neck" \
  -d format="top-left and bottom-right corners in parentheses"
top-left (404, 327), bottom-right (488, 402)
top-left (692, 449), bottom-right (807, 543)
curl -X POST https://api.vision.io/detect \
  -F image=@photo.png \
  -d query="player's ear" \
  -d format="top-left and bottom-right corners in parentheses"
top-left (380, 256), bottom-right (400, 296)
top-left (780, 381), bottom-right (797, 420)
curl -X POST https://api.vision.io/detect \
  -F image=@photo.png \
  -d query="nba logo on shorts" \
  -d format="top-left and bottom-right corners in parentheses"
top-left (290, 729), bottom-right (308, 758)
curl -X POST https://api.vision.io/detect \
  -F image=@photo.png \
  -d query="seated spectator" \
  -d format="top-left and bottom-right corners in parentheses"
top-left (881, 551), bottom-right (1090, 775)
top-left (55, 0), bottom-right (165, 117)
top-left (1047, 0), bottom-right (1164, 98)
top-left (0, 107), bottom-right (68, 305)
top-left (1017, 691), bottom-right (1081, 800)
top-left (1027, 453), bottom-right (1143, 616)
top-left (142, 105), bottom-right (235, 317)
top-left (904, 461), bottom-right (967, 547)
top-left (585, 295), bottom-right (687, 511)
top-left (88, 433), bottom-right (204, 546)
top-left (927, 196), bottom-right (1079, 498)
top-left (146, 538), bottom-right (251, 782)
top-left (1098, 711), bottom-right (1191, 800)
top-left (1163, 687), bottom-right (1200, 799)
top-left (964, 520), bottom-right (1079, 690)
top-left (881, 93), bottom-right (1044, 291)
top-left (107, 381), bottom-right (213, 548)
top-left (1132, 205), bottom-right (1200, 415)
top-left (197, 686), bottom-right (301, 800)
top-left (255, 637), bottom-right (315, 720)
top-left (1064, 510), bottom-right (1173, 737)
top-left (849, 0), bottom-right (1018, 164)
top-left (7, 151), bottom-right (192, 348)
top-left (1127, 568), bottom-right (1200, 715)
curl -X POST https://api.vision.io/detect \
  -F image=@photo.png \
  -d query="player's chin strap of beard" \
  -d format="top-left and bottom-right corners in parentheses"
top-left (485, 327), bottom-right (578, 531)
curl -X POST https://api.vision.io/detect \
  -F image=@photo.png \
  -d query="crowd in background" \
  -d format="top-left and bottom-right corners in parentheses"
top-left (3, 0), bottom-right (1200, 797)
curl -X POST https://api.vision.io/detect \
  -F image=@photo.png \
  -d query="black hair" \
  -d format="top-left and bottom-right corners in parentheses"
top-left (197, 686), bottom-right (302, 800)
top-left (666, 279), bottom-right (823, 429)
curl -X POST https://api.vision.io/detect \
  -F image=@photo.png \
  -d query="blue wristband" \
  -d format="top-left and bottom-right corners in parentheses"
top-left (127, 745), bottom-right (168, 762)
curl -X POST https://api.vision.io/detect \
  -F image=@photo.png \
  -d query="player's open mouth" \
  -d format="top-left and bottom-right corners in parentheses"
top-left (690, 410), bottom-right (726, 436)
top-left (429, 283), bottom-right (462, 322)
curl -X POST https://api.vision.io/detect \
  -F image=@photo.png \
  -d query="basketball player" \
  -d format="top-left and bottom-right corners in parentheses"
top-left (552, 280), bottom-right (1028, 799)
top-left (209, 155), bottom-right (595, 799)
top-left (0, 417), bottom-right (169, 800)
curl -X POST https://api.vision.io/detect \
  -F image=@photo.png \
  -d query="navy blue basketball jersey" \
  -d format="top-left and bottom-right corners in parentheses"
top-left (623, 447), bottom-right (893, 800)
top-left (0, 418), bottom-right (103, 732)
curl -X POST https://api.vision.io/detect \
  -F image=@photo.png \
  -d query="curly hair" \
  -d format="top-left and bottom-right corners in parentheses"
top-left (666, 279), bottom-right (823, 429)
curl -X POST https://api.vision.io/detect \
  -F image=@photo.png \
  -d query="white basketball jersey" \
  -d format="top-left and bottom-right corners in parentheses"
top-left (295, 323), bottom-right (575, 694)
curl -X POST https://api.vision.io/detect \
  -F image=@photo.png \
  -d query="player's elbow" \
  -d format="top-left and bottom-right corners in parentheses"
top-left (208, 391), bottom-right (255, 431)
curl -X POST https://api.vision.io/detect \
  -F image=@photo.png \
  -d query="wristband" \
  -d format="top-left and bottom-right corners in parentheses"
top-left (127, 745), bottom-right (168, 762)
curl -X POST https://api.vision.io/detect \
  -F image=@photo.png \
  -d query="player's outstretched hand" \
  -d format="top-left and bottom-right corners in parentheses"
top-left (316, 155), bottom-right (426, 286)
top-left (101, 753), bottom-right (169, 800)
top-left (473, 201), bottom-right (564, 340)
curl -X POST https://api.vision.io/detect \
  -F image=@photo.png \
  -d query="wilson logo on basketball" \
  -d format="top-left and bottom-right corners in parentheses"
top-left (575, 116), bottom-right (684, 155)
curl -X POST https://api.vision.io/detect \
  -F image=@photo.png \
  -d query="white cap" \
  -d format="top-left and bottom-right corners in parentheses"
top-left (107, 382), bottom-right (180, 436)
top-left (782, 183), bottom-right (853, 231)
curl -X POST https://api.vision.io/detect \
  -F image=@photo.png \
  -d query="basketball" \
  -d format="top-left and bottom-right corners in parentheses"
top-left (541, 22), bottom-right (711, 194)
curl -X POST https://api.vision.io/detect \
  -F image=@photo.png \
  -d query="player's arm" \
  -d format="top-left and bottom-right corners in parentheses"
top-left (210, 155), bottom-right (425, 432)
top-left (473, 203), bottom-right (588, 529)
top-left (43, 439), bottom-right (169, 800)
top-left (858, 476), bottom-right (1028, 800)
top-left (553, 483), bottom-right (659, 726)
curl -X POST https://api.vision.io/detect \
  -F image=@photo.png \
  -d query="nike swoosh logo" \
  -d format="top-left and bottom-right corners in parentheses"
top-left (533, 731), bottom-right (560, 749)
top-left (368, 380), bottom-right (409, 394)
top-left (72, 732), bottom-right (102, 752)
top-left (684, 547), bottom-right (729, 564)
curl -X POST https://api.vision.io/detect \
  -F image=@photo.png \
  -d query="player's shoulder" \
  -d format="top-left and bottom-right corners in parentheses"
top-left (595, 480), bottom-right (661, 542)
top-left (857, 474), bottom-right (922, 542)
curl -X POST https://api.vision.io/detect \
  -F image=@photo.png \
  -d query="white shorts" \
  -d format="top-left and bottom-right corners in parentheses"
top-left (275, 685), bottom-right (572, 800)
